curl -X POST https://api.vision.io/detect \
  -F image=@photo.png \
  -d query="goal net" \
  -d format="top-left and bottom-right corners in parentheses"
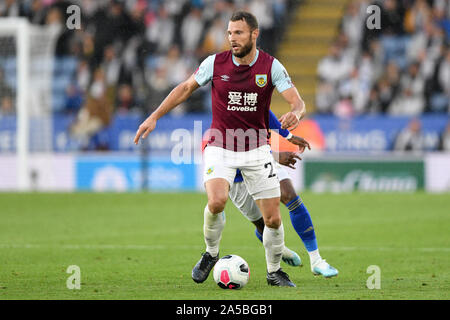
top-left (0, 18), bottom-right (61, 191)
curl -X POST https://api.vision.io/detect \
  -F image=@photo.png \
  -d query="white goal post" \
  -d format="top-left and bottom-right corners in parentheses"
top-left (0, 18), bottom-right (61, 190)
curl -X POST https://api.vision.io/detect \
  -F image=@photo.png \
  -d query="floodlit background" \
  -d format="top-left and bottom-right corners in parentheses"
top-left (0, 0), bottom-right (449, 192)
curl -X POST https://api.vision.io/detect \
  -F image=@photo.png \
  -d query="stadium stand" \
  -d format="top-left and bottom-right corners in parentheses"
top-left (0, 0), bottom-right (449, 153)
top-left (0, 0), bottom-right (296, 115)
top-left (271, 0), bottom-right (349, 115)
top-left (315, 0), bottom-right (450, 116)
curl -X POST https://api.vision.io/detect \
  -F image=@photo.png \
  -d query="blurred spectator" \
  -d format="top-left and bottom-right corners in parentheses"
top-left (146, 4), bottom-right (176, 54)
top-left (337, 69), bottom-right (363, 116)
top-left (161, 0), bottom-right (187, 17)
top-left (101, 45), bottom-right (123, 87)
top-left (394, 118), bottom-right (425, 152)
top-left (381, 0), bottom-right (406, 36)
top-left (317, 42), bottom-right (353, 85)
top-left (404, 0), bottom-right (431, 34)
top-left (249, 0), bottom-right (275, 54)
top-left (436, 46), bottom-right (450, 111)
top-left (64, 84), bottom-right (84, 116)
top-left (89, 0), bottom-right (133, 67)
top-left (374, 0), bottom-right (408, 66)
top-left (272, 0), bottom-right (288, 41)
top-left (28, 0), bottom-right (47, 25)
top-left (70, 67), bottom-right (113, 150)
top-left (338, 51), bottom-right (374, 114)
top-left (0, 68), bottom-right (13, 99)
top-left (115, 83), bottom-right (136, 113)
top-left (379, 60), bottom-right (401, 106)
top-left (76, 0), bottom-right (104, 20)
top-left (377, 77), bottom-right (396, 112)
top-left (439, 121), bottom-right (450, 151)
top-left (433, 3), bottom-right (450, 41)
top-left (368, 39), bottom-right (385, 81)
top-left (201, 17), bottom-right (229, 55)
top-left (365, 87), bottom-right (383, 113)
top-left (0, 0), bottom-right (27, 17)
top-left (80, 32), bottom-right (96, 62)
top-left (315, 81), bottom-right (338, 114)
top-left (340, 0), bottom-right (364, 49)
top-left (427, 45), bottom-right (450, 112)
top-left (45, 6), bottom-right (71, 57)
top-left (76, 59), bottom-right (91, 92)
top-left (336, 32), bottom-right (359, 66)
top-left (0, 96), bottom-right (14, 115)
top-left (181, 7), bottom-right (204, 54)
top-left (145, 60), bottom-right (170, 112)
top-left (388, 61), bottom-right (426, 115)
top-left (164, 45), bottom-right (194, 87)
top-left (407, 21), bottom-right (436, 64)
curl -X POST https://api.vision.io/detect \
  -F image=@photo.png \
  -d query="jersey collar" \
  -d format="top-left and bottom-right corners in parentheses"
top-left (232, 49), bottom-right (259, 67)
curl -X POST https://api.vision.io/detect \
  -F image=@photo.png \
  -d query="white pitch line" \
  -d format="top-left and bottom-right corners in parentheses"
top-left (0, 244), bottom-right (449, 252)
top-left (320, 246), bottom-right (450, 252)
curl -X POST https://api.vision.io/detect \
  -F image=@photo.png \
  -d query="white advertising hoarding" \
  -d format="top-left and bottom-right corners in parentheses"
top-left (0, 154), bottom-right (74, 191)
top-left (425, 153), bottom-right (450, 193)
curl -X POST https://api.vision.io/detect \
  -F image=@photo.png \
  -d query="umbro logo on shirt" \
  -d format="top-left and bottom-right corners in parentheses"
top-left (221, 75), bottom-right (230, 81)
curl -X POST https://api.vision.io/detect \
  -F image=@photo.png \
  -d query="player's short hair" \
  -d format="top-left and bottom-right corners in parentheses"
top-left (230, 11), bottom-right (259, 31)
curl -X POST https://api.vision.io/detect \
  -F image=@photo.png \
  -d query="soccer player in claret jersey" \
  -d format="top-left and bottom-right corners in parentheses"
top-left (135, 11), bottom-right (305, 287)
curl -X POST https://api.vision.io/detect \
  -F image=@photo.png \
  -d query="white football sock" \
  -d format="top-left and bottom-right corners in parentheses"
top-left (263, 223), bottom-right (285, 273)
top-left (203, 205), bottom-right (225, 257)
top-left (308, 249), bottom-right (322, 266)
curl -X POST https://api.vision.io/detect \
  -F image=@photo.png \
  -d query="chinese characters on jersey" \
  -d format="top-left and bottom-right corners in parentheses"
top-left (227, 91), bottom-right (258, 111)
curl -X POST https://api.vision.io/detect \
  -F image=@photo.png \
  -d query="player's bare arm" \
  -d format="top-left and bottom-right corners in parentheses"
top-left (134, 74), bottom-right (200, 144)
top-left (272, 151), bottom-right (302, 169)
top-left (287, 135), bottom-right (311, 153)
top-left (278, 87), bottom-right (306, 130)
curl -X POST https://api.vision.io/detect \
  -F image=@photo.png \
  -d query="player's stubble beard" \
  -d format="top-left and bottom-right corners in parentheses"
top-left (232, 34), bottom-right (254, 58)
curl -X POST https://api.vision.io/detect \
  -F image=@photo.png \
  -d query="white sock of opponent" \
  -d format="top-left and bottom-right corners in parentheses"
top-left (308, 249), bottom-right (322, 266)
top-left (203, 205), bottom-right (225, 257)
top-left (263, 223), bottom-right (285, 273)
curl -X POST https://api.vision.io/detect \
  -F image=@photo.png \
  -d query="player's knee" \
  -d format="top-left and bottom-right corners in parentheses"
top-left (208, 197), bottom-right (227, 214)
top-left (280, 183), bottom-right (297, 205)
top-left (264, 215), bottom-right (281, 229)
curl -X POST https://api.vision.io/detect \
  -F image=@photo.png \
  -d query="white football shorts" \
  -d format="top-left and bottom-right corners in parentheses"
top-left (228, 161), bottom-right (292, 222)
top-left (203, 145), bottom-right (280, 199)
top-left (274, 161), bottom-right (290, 182)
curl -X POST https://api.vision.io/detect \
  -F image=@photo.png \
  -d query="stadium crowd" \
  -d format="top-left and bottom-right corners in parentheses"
top-left (0, 0), bottom-right (291, 114)
top-left (1, 0), bottom-right (449, 152)
top-left (0, 0), bottom-right (294, 149)
top-left (316, 0), bottom-right (450, 117)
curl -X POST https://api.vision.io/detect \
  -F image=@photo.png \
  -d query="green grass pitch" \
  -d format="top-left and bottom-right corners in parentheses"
top-left (0, 192), bottom-right (448, 300)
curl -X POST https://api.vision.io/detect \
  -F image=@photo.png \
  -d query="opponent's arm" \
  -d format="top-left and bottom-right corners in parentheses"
top-left (269, 109), bottom-right (311, 153)
top-left (287, 135), bottom-right (311, 153)
top-left (272, 151), bottom-right (302, 169)
top-left (134, 74), bottom-right (199, 144)
top-left (269, 109), bottom-right (290, 138)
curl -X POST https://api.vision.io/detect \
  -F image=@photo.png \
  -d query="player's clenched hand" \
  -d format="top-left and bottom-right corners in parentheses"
top-left (134, 116), bottom-right (157, 145)
top-left (275, 151), bottom-right (302, 169)
top-left (287, 135), bottom-right (311, 154)
top-left (279, 112), bottom-right (300, 130)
